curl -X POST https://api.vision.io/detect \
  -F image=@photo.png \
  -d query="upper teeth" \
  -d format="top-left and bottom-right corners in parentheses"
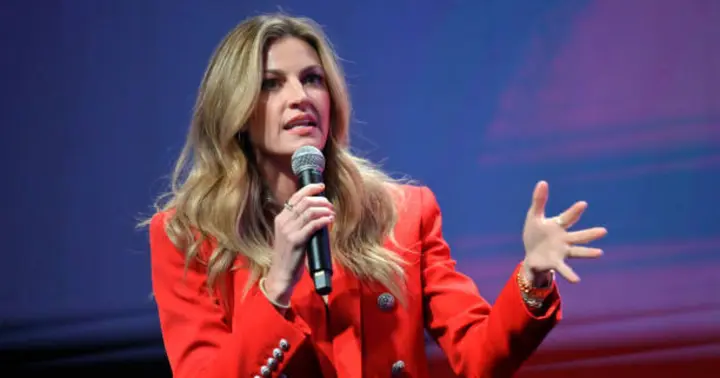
top-left (288, 120), bottom-right (314, 128)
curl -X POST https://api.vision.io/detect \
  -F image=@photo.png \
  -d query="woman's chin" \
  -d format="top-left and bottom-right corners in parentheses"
top-left (283, 135), bottom-right (327, 154)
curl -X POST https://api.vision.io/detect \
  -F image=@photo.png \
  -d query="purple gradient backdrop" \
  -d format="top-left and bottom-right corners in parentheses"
top-left (1, 0), bottom-right (718, 374)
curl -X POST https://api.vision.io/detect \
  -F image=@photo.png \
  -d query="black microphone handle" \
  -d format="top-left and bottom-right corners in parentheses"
top-left (297, 169), bottom-right (333, 295)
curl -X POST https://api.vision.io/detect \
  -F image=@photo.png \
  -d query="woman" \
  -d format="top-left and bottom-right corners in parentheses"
top-left (146, 13), bottom-right (607, 378)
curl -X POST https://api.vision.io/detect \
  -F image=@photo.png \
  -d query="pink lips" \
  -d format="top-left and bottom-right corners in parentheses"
top-left (284, 113), bottom-right (318, 129)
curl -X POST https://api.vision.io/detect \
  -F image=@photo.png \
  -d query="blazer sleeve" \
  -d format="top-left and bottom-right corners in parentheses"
top-left (149, 212), bottom-right (312, 378)
top-left (419, 186), bottom-right (562, 378)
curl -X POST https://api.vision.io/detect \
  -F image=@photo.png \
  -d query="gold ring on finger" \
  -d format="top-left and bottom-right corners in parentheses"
top-left (554, 217), bottom-right (566, 227)
top-left (284, 201), bottom-right (300, 218)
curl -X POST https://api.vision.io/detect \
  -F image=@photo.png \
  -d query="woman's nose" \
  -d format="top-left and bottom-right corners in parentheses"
top-left (285, 79), bottom-right (311, 108)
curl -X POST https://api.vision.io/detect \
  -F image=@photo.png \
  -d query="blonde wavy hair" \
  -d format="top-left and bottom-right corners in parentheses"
top-left (144, 13), bottom-right (409, 301)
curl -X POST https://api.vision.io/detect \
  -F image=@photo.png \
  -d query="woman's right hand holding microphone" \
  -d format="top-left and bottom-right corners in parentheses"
top-left (262, 183), bottom-right (335, 310)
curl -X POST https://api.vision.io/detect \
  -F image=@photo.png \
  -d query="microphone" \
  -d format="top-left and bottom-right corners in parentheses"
top-left (291, 146), bottom-right (332, 295)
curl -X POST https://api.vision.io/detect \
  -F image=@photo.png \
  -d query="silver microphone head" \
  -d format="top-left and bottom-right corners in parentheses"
top-left (291, 145), bottom-right (325, 175)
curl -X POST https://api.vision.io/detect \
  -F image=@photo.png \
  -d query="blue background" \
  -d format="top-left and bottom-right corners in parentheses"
top-left (2, 0), bottom-right (719, 373)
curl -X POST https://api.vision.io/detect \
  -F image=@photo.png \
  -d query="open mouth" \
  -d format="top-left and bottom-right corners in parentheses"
top-left (284, 114), bottom-right (318, 130)
top-left (284, 120), bottom-right (317, 129)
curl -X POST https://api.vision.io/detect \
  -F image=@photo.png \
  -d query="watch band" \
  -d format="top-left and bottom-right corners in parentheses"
top-left (517, 268), bottom-right (554, 309)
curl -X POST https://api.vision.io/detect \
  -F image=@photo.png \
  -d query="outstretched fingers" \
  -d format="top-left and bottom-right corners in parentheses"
top-left (555, 201), bottom-right (587, 229)
top-left (555, 261), bottom-right (580, 283)
top-left (567, 246), bottom-right (603, 258)
top-left (567, 227), bottom-right (608, 244)
top-left (528, 181), bottom-right (549, 218)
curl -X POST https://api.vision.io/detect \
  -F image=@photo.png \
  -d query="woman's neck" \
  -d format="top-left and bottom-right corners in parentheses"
top-left (257, 154), bottom-right (297, 205)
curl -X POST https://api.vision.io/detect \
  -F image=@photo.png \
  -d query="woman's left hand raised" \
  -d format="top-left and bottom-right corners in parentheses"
top-left (522, 180), bottom-right (608, 284)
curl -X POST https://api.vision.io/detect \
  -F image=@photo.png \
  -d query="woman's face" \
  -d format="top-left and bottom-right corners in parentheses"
top-left (247, 36), bottom-right (331, 162)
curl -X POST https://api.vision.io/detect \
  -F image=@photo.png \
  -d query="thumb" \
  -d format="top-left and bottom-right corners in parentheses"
top-left (528, 180), bottom-right (549, 218)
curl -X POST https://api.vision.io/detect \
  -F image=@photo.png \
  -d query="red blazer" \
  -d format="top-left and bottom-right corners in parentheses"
top-left (150, 184), bottom-right (562, 378)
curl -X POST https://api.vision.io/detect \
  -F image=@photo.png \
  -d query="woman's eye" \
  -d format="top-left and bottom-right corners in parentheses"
top-left (303, 73), bottom-right (324, 86)
top-left (261, 78), bottom-right (280, 91)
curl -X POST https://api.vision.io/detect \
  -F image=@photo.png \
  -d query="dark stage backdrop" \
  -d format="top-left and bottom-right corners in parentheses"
top-left (2, 0), bottom-right (719, 376)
